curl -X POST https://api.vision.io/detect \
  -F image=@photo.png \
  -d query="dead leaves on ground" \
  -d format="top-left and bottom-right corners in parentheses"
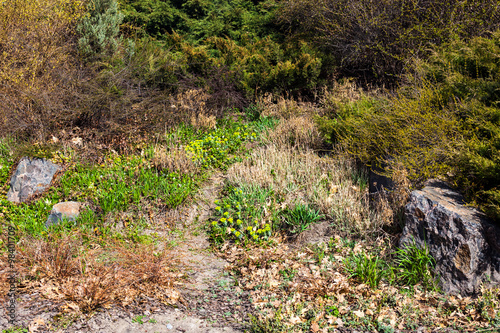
top-left (218, 238), bottom-right (500, 332)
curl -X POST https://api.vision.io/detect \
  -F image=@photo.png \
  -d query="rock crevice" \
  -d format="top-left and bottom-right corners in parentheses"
top-left (401, 179), bottom-right (500, 296)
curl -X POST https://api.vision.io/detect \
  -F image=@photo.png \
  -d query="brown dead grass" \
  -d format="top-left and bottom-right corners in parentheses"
top-left (174, 89), bottom-right (217, 131)
top-left (264, 116), bottom-right (323, 150)
top-left (1, 232), bottom-right (185, 313)
top-left (151, 145), bottom-right (199, 175)
top-left (318, 79), bottom-right (364, 112)
top-left (369, 163), bottom-right (412, 231)
top-left (227, 144), bottom-right (383, 234)
top-left (258, 93), bottom-right (317, 120)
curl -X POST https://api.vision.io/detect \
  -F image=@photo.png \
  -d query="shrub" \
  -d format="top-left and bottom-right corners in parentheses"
top-left (415, 32), bottom-right (500, 222)
top-left (328, 32), bottom-right (500, 223)
top-left (0, 0), bottom-right (86, 139)
top-left (278, 0), bottom-right (500, 85)
top-left (77, 0), bottom-right (124, 60)
top-left (120, 0), bottom-right (280, 43)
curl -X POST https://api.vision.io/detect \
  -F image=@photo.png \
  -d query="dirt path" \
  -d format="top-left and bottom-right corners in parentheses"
top-left (1, 173), bottom-right (255, 333)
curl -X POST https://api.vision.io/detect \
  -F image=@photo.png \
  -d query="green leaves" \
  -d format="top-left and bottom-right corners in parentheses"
top-left (342, 239), bottom-right (438, 290)
top-left (343, 252), bottom-right (386, 288)
top-left (77, 0), bottom-right (124, 60)
top-left (209, 183), bottom-right (275, 246)
top-left (279, 203), bottom-right (324, 235)
top-left (394, 239), bottom-right (438, 291)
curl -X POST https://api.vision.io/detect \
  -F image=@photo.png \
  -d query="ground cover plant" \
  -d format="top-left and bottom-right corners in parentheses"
top-left (209, 183), bottom-right (274, 246)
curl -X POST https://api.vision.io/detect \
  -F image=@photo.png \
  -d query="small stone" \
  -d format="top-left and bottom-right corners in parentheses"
top-left (46, 201), bottom-right (83, 228)
top-left (166, 323), bottom-right (173, 329)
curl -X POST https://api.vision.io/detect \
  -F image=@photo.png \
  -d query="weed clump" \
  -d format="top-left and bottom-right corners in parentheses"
top-left (209, 184), bottom-right (275, 246)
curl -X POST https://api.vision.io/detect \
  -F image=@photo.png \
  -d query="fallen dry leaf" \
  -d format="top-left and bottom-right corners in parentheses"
top-left (353, 310), bottom-right (365, 318)
top-left (29, 317), bottom-right (45, 333)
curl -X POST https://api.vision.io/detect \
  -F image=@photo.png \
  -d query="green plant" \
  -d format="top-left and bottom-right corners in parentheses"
top-left (132, 315), bottom-right (146, 324)
top-left (323, 32), bottom-right (500, 223)
top-left (244, 104), bottom-right (262, 122)
top-left (58, 154), bottom-right (198, 216)
top-left (343, 251), bottom-right (387, 288)
top-left (394, 238), bottom-right (437, 290)
top-left (0, 138), bottom-right (14, 195)
top-left (279, 268), bottom-right (297, 282)
top-left (310, 243), bottom-right (327, 263)
top-left (377, 321), bottom-right (395, 333)
top-left (279, 203), bottom-right (324, 235)
top-left (208, 183), bottom-right (275, 246)
top-left (77, 0), bottom-right (124, 60)
top-left (248, 308), bottom-right (287, 333)
top-left (325, 305), bottom-right (339, 317)
top-left (418, 33), bottom-right (500, 223)
top-left (2, 327), bottom-right (29, 333)
top-left (184, 123), bottom-right (257, 170)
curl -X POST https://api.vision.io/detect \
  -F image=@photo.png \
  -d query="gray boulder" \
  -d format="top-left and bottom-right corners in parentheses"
top-left (6, 157), bottom-right (61, 203)
top-left (45, 201), bottom-right (83, 228)
top-left (400, 179), bottom-right (500, 295)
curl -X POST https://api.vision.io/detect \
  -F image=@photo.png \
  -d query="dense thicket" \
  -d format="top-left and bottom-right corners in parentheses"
top-left (320, 33), bottom-right (500, 223)
top-left (278, 0), bottom-right (500, 85)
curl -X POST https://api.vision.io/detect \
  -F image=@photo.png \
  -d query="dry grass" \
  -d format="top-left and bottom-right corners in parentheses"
top-left (227, 144), bottom-right (383, 234)
top-left (258, 93), bottom-right (317, 119)
top-left (174, 89), bottom-right (217, 131)
top-left (151, 145), bottom-right (199, 175)
top-left (369, 163), bottom-right (412, 229)
top-left (1, 232), bottom-right (184, 313)
top-left (264, 116), bottom-right (323, 150)
top-left (318, 79), bottom-right (364, 111)
top-left (190, 112), bottom-right (217, 132)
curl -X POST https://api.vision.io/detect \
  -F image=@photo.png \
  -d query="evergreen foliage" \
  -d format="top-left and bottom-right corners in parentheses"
top-left (77, 0), bottom-right (124, 60)
top-left (420, 33), bottom-right (500, 222)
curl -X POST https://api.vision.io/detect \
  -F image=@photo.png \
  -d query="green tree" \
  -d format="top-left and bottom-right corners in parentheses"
top-left (77, 0), bottom-right (124, 60)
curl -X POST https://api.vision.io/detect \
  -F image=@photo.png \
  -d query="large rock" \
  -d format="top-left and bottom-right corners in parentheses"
top-left (45, 201), bottom-right (83, 228)
top-left (400, 179), bottom-right (500, 295)
top-left (6, 157), bottom-right (61, 203)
